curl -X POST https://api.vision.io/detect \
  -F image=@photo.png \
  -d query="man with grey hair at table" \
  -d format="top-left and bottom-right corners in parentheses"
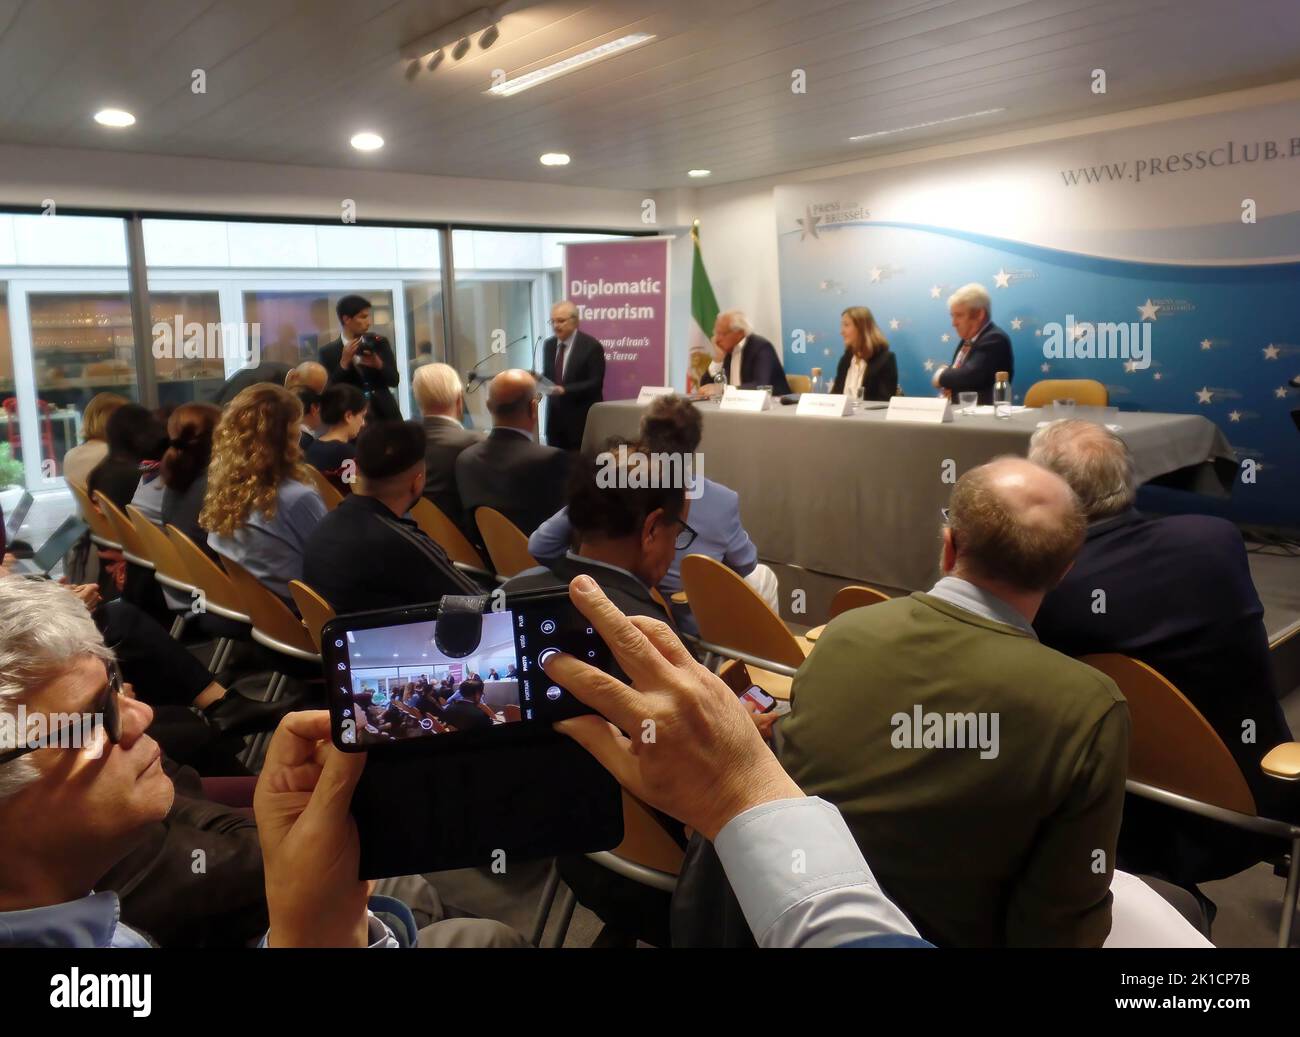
top-left (1029, 418), bottom-right (1295, 884)
top-left (931, 282), bottom-right (1013, 405)
top-left (701, 309), bottom-right (790, 397)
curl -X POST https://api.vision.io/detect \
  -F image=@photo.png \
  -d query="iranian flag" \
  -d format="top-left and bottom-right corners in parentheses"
top-left (686, 220), bottom-right (718, 393)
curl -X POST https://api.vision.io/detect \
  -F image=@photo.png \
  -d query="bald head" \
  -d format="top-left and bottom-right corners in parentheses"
top-left (487, 369), bottom-right (539, 431)
top-left (286, 361), bottom-right (328, 394)
top-left (1028, 419), bottom-right (1136, 521)
top-left (947, 457), bottom-right (1085, 592)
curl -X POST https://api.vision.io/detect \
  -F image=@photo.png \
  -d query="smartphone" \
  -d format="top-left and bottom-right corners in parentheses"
top-left (322, 589), bottom-right (614, 753)
top-left (738, 684), bottom-right (777, 714)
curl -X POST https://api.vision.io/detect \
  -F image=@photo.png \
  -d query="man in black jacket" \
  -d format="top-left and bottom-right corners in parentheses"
top-left (541, 300), bottom-right (605, 450)
top-left (454, 370), bottom-right (571, 552)
top-left (1030, 419), bottom-right (1294, 882)
top-left (303, 420), bottom-right (482, 613)
top-left (319, 294), bottom-right (401, 422)
top-left (701, 310), bottom-right (790, 397)
top-left (412, 362), bottom-right (482, 535)
top-left (933, 283), bottom-right (1014, 405)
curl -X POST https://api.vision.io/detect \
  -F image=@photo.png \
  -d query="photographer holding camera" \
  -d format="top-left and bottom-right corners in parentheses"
top-left (320, 294), bottom-right (401, 422)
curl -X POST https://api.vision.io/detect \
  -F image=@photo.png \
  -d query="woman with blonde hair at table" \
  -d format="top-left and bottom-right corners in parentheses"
top-left (831, 306), bottom-right (898, 401)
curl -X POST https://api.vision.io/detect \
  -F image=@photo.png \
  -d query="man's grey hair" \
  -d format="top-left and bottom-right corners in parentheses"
top-left (719, 309), bottom-right (752, 335)
top-left (551, 300), bottom-right (578, 320)
top-left (947, 283), bottom-right (991, 315)
top-left (1028, 419), bottom-right (1136, 521)
top-left (0, 580), bottom-right (112, 799)
top-left (412, 362), bottom-right (463, 414)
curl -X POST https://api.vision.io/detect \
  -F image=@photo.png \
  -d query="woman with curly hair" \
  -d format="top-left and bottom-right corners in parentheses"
top-left (201, 384), bottom-right (326, 602)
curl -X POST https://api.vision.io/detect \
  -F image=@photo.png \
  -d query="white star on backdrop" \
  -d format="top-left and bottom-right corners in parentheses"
top-left (940, 333), bottom-right (951, 343)
top-left (1200, 339), bottom-right (1212, 351)
top-left (1123, 360), bottom-right (1137, 373)
top-left (923, 359), bottom-right (935, 372)
top-left (1276, 386), bottom-right (1290, 398)
top-left (1010, 318), bottom-right (1023, 331)
top-left (1071, 323), bottom-right (1089, 340)
top-left (993, 269), bottom-right (1011, 289)
top-left (1228, 410), bottom-right (1243, 422)
top-left (1138, 299), bottom-right (1161, 321)
top-left (1263, 344), bottom-right (1280, 360)
top-left (796, 208), bottom-right (822, 241)
top-left (929, 285), bottom-right (941, 299)
top-left (1034, 329), bottom-right (1042, 336)
top-left (870, 267), bottom-right (882, 283)
top-left (1195, 387), bottom-right (1213, 404)
top-left (1153, 372), bottom-right (1162, 380)
top-left (1040, 362), bottom-right (1051, 373)
top-left (889, 318), bottom-right (900, 330)
top-left (823, 348), bottom-right (832, 357)
top-left (806, 332), bottom-right (817, 343)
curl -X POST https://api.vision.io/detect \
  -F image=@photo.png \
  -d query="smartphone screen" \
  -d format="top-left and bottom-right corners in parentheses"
top-left (738, 684), bottom-right (777, 713)
top-left (323, 591), bottom-right (613, 752)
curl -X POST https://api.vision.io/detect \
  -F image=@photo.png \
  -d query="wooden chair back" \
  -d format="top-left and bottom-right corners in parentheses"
top-left (680, 553), bottom-right (806, 670)
top-left (474, 507), bottom-right (539, 577)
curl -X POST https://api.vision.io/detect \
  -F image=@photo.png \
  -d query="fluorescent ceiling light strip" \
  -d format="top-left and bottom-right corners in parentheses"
top-left (848, 107), bottom-right (1006, 142)
top-left (488, 32), bottom-right (655, 97)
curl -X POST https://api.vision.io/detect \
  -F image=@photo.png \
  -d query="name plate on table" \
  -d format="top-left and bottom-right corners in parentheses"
top-left (636, 385), bottom-right (677, 405)
top-left (885, 396), bottom-right (953, 424)
top-left (719, 386), bottom-right (773, 412)
top-left (795, 393), bottom-right (853, 418)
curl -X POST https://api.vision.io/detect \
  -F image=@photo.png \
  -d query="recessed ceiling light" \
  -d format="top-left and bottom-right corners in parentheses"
top-left (94, 108), bottom-right (135, 128)
top-left (539, 152), bottom-right (570, 166)
top-left (687, 169), bottom-right (712, 178)
top-left (479, 23), bottom-right (499, 49)
top-left (404, 60), bottom-right (421, 80)
top-left (848, 107), bottom-right (1006, 142)
top-left (487, 33), bottom-right (656, 97)
top-left (452, 36), bottom-right (471, 60)
top-left (351, 131), bottom-right (385, 151)
top-left (426, 49), bottom-right (444, 71)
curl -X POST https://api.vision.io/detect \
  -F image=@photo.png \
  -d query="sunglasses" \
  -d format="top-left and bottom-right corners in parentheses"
top-left (0, 660), bottom-right (124, 766)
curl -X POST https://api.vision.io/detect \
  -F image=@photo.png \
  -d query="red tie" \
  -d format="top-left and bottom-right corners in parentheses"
top-left (555, 341), bottom-right (567, 382)
top-left (953, 344), bottom-right (972, 369)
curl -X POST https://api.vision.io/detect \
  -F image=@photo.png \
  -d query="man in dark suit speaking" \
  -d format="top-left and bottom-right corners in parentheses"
top-left (700, 310), bottom-right (790, 397)
top-left (319, 294), bottom-right (402, 422)
top-left (541, 300), bottom-right (606, 450)
top-left (932, 283), bottom-right (1014, 405)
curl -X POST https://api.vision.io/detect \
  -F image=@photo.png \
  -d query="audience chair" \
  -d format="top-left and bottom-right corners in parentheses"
top-left (786, 374), bottom-right (812, 394)
top-left (67, 480), bottom-right (122, 551)
top-left (805, 583), bottom-right (893, 643)
top-left (93, 491), bottom-right (154, 571)
top-left (127, 506), bottom-right (199, 638)
top-left (165, 525), bottom-right (251, 676)
top-left (289, 579), bottom-right (336, 654)
top-left (475, 507), bottom-right (539, 579)
top-left (680, 553), bottom-right (807, 698)
top-left (410, 498), bottom-right (492, 578)
top-left (304, 464), bottom-right (345, 510)
top-left (1023, 378), bottom-right (1109, 408)
top-left (218, 555), bottom-right (321, 767)
top-left (1082, 653), bottom-right (1300, 947)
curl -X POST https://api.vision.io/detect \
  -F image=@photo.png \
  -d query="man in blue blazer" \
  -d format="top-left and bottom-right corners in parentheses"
top-left (933, 283), bottom-right (1014, 405)
top-left (701, 310), bottom-right (791, 397)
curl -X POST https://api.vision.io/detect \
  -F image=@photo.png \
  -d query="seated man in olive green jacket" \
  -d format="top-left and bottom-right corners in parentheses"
top-left (779, 457), bottom-right (1130, 947)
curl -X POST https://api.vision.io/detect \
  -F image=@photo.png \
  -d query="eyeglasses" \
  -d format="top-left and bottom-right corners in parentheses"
top-left (940, 507), bottom-right (951, 524)
top-left (548, 316), bottom-right (576, 326)
top-left (673, 519), bottom-right (699, 552)
top-left (0, 660), bottom-right (123, 766)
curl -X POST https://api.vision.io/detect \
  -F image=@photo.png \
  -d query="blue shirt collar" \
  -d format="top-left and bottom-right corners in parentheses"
top-left (927, 575), bottom-right (1036, 637)
top-left (0, 890), bottom-right (150, 948)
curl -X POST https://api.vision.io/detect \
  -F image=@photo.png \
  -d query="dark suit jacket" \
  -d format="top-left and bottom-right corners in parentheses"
top-left (1035, 509), bottom-right (1293, 880)
top-left (936, 322), bottom-right (1013, 405)
top-left (320, 334), bottom-right (401, 421)
top-left (422, 416), bottom-right (483, 535)
top-left (501, 552), bottom-right (669, 624)
top-left (830, 348), bottom-right (899, 400)
top-left (454, 428), bottom-right (572, 553)
top-left (714, 334), bottom-right (790, 396)
top-left (541, 330), bottom-right (606, 450)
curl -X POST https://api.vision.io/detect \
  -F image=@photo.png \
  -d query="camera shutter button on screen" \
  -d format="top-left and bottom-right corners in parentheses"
top-left (538, 647), bottom-right (561, 668)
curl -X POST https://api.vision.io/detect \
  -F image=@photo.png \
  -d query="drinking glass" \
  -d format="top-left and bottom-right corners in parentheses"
top-left (958, 392), bottom-right (978, 415)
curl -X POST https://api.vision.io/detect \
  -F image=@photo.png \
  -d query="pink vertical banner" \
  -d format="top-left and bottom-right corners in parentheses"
top-left (562, 238), bottom-right (671, 401)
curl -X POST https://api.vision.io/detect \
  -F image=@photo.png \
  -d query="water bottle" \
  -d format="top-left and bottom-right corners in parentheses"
top-left (809, 366), bottom-right (823, 394)
top-left (993, 371), bottom-right (1012, 419)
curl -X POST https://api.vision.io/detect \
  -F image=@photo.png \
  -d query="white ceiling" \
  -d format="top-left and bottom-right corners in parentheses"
top-left (1, 0), bottom-right (1298, 191)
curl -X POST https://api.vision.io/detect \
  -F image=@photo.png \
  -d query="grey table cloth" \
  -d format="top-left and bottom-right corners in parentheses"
top-left (583, 400), bottom-right (1236, 592)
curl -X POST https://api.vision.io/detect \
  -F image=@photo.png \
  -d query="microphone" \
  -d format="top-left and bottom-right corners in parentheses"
top-left (465, 335), bottom-right (528, 391)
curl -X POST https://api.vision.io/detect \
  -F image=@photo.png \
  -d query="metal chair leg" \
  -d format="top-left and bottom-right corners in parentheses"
top-left (210, 637), bottom-right (231, 676)
top-left (542, 886), bottom-right (577, 948)
top-left (169, 613), bottom-right (186, 639)
top-left (529, 861), bottom-right (562, 947)
top-left (1279, 837), bottom-right (1300, 948)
